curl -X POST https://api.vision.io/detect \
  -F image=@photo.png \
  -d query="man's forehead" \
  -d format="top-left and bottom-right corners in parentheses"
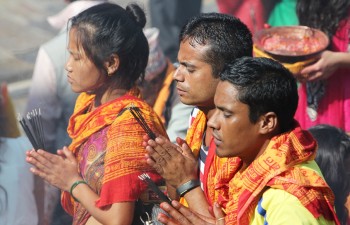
top-left (179, 41), bottom-right (210, 63)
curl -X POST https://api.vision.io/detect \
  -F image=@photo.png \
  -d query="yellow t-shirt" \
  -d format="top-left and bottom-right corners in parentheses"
top-left (250, 188), bottom-right (335, 225)
top-left (250, 161), bottom-right (336, 225)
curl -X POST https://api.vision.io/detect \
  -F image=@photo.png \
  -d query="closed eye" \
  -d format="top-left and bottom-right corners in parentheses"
top-left (223, 113), bottom-right (231, 118)
top-left (217, 106), bottom-right (232, 118)
top-left (180, 62), bottom-right (196, 73)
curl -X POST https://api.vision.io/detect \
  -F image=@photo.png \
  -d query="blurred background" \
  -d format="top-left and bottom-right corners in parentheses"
top-left (0, 0), bottom-right (217, 115)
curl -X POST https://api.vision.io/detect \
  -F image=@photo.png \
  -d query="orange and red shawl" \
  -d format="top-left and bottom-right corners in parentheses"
top-left (216, 124), bottom-right (339, 225)
top-left (61, 89), bottom-right (167, 217)
top-left (180, 109), bottom-right (237, 206)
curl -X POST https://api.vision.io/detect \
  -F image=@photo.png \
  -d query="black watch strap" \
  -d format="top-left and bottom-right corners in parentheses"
top-left (176, 179), bottom-right (200, 197)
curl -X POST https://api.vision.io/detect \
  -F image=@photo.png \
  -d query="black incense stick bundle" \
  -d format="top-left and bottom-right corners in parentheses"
top-left (18, 108), bottom-right (46, 150)
top-left (129, 104), bottom-right (156, 140)
top-left (138, 173), bottom-right (171, 204)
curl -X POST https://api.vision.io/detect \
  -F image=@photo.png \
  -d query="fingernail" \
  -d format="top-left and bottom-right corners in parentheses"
top-left (172, 200), bottom-right (180, 207)
top-left (160, 202), bottom-right (170, 209)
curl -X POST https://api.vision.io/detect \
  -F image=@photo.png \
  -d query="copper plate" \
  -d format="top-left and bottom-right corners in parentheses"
top-left (254, 26), bottom-right (329, 63)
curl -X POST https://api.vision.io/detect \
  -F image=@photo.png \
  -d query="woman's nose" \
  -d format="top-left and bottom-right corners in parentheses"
top-left (65, 61), bottom-right (72, 73)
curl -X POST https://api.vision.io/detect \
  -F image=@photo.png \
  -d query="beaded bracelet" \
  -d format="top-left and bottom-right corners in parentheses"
top-left (70, 180), bottom-right (87, 202)
top-left (176, 179), bottom-right (200, 197)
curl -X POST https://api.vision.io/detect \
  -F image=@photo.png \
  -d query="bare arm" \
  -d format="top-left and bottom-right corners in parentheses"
top-left (72, 183), bottom-right (134, 225)
top-left (167, 184), bottom-right (178, 201)
top-left (300, 51), bottom-right (350, 82)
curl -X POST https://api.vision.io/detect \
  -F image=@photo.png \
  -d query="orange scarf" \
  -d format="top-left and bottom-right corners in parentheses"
top-left (180, 109), bottom-right (234, 206)
top-left (218, 124), bottom-right (339, 225)
top-left (62, 89), bottom-right (167, 217)
top-left (185, 109), bottom-right (207, 158)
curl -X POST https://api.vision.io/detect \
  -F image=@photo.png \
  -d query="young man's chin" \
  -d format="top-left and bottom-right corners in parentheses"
top-left (179, 97), bottom-right (196, 106)
top-left (215, 148), bottom-right (230, 158)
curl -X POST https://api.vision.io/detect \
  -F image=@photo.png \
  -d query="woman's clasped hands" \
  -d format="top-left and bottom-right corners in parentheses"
top-left (26, 146), bottom-right (82, 192)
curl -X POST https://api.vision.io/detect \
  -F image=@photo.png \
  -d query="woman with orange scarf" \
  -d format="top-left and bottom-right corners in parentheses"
top-left (26, 3), bottom-right (167, 225)
top-left (154, 57), bottom-right (339, 225)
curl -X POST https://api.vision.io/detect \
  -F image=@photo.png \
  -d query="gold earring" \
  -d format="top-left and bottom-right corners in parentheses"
top-left (107, 69), bottom-right (113, 76)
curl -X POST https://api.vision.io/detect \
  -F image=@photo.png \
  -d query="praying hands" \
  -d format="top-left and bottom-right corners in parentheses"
top-left (156, 200), bottom-right (226, 225)
top-left (143, 135), bottom-right (198, 189)
top-left (26, 146), bottom-right (82, 192)
top-left (143, 134), bottom-right (213, 217)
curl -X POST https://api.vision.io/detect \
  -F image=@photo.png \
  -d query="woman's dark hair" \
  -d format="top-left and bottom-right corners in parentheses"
top-left (308, 124), bottom-right (350, 225)
top-left (69, 3), bottom-right (149, 90)
top-left (179, 13), bottom-right (253, 77)
top-left (220, 57), bottom-right (298, 133)
top-left (297, 0), bottom-right (350, 37)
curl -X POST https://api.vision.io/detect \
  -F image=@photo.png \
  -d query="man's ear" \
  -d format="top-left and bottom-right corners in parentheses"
top-left (104, 54), bottom-right (119, 76)
top-left (258, 112), bottom-right (278, 135)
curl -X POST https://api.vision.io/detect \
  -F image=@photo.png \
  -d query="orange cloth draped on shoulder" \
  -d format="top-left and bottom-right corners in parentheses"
top-left (61, 89), bottom-right (167, 216)
top-left (202, 140), bottom-right (241, 206)
top-left (217, 123), bottom-right (339, 225)
top-left (153, 61), bottom-right (175, 121)
top-left (180, 109), bottom-right (236, 207)
top-left (184, 109), bottom-right (207, 158)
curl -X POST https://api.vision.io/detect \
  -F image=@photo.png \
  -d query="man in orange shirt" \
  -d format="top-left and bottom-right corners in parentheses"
top-left (144, 12), bottom-right (253, 217)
